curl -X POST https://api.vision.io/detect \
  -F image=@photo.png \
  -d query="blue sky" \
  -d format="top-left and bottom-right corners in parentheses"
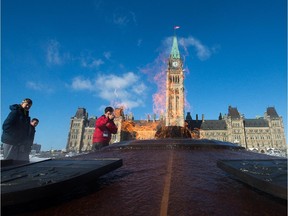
top-left (2, 0), bottom-right (287, 151)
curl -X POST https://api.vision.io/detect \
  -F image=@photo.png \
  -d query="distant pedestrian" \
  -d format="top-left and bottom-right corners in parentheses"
top-left (1, 98), bottom-right (33, 161)
top-left (23, 118), bottom-right (39, 159)
top-left (92, 106), bottom-right (118, 150)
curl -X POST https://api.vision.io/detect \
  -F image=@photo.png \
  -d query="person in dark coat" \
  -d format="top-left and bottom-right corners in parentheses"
top-left (23, 118), bottom-right (39, 159)
top-left (92, 106), bottom-right (118, 150)
top-left (1, 98), bottom-right (33, 161)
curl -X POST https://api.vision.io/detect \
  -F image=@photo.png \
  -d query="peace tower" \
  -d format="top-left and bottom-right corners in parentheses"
top-left (165, 36), bottom-right (185, 126)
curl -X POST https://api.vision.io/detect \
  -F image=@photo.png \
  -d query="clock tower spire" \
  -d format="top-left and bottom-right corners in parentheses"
top-left (165, 35), bottom-right (185, 126)
top-left (170, 36), bottom-right (180, 59)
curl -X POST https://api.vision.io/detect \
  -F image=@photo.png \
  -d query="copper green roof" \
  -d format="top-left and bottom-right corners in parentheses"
top-left (170, 36), bottom-right (180, 59)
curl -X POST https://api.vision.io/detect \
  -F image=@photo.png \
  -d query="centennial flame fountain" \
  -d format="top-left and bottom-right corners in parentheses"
top-left (3, 32), bottom-right (286, 215)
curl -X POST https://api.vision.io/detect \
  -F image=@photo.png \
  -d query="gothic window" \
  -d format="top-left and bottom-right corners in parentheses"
top-left (169, 101), bottom-right (172, 110)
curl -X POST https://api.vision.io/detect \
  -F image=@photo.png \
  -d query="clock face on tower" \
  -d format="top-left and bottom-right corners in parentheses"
top-left (172, 61), bottom-right (179, 67)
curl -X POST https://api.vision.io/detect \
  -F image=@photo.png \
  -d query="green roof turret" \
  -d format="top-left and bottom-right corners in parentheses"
top-left (170, 36), bottom-right (180, 59)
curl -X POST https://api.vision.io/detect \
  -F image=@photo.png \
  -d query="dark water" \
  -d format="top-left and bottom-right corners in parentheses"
top-left (3, 143), bottom-right (287, 216)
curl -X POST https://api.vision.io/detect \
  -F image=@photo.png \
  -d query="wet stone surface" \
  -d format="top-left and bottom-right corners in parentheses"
top-left (3, 140), bottom-right (287, 216)
top-left (217, 159), bottom-right (287, 200)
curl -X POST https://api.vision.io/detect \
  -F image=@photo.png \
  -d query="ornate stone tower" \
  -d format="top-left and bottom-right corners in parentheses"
top-left (165, 36), bottom-right (185, 126)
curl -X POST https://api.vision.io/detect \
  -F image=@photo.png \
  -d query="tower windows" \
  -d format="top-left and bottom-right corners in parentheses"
top-left (176, 96), bottom-right (179, 112)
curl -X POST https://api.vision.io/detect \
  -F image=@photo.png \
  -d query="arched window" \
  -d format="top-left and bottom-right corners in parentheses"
top-left (176, 96), bottom-right (179, 111)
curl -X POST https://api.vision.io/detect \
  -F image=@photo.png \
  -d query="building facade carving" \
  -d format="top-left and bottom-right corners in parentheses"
top-left (186, 106), bottom-right (286, 153)
top-left (67, 106), bottom-right (286, 154)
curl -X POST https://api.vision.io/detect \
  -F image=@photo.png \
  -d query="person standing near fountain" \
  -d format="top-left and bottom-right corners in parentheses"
top-left (92, 106), bottom-right (118, 150)
top-left (22, 118), bottom-right (39, 161)
top-left (1, 98), bottom-right (33, 161)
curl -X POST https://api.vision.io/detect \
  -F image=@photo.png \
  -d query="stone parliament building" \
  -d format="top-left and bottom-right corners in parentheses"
top-left (66, 36), bottom-right (286, 154)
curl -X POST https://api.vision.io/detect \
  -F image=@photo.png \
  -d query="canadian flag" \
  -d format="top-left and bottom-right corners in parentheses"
top-left (174, 26), bottom-right (180, 29)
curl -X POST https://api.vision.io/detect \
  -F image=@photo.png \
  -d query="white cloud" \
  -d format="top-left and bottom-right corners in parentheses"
top-left (132, 83), bottom-right (146, 95)
top-left (71, 77), bottom-right (93, 90)
top-left (46, 40), bottom-right (63, 65)
top-left (46, 39), bottom-right (105, 68)
top-left (70, 72), bottom-right (147, 109)
top-left (162, 36), bottom-right (213, 61)
top-left (118, 98), bottom-right (144, 109)
top-left (81, 56), bottom-right (104, 68)
top-left (179, 36), bottom-right (212, 60)
top-left (113, 15), bottom-right (129, 26)
top-left (26, 81), bottom-right (54, 93)
top-left (80, 51), bottom-right (112, 68)
top-left (103, 51), bottom-right (111, 60)
top-left (112, 8), bottom-right (137, 27)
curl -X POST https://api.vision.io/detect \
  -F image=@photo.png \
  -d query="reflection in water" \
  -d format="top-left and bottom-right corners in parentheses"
top-left (4, 141), bottom-right (287, 216)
